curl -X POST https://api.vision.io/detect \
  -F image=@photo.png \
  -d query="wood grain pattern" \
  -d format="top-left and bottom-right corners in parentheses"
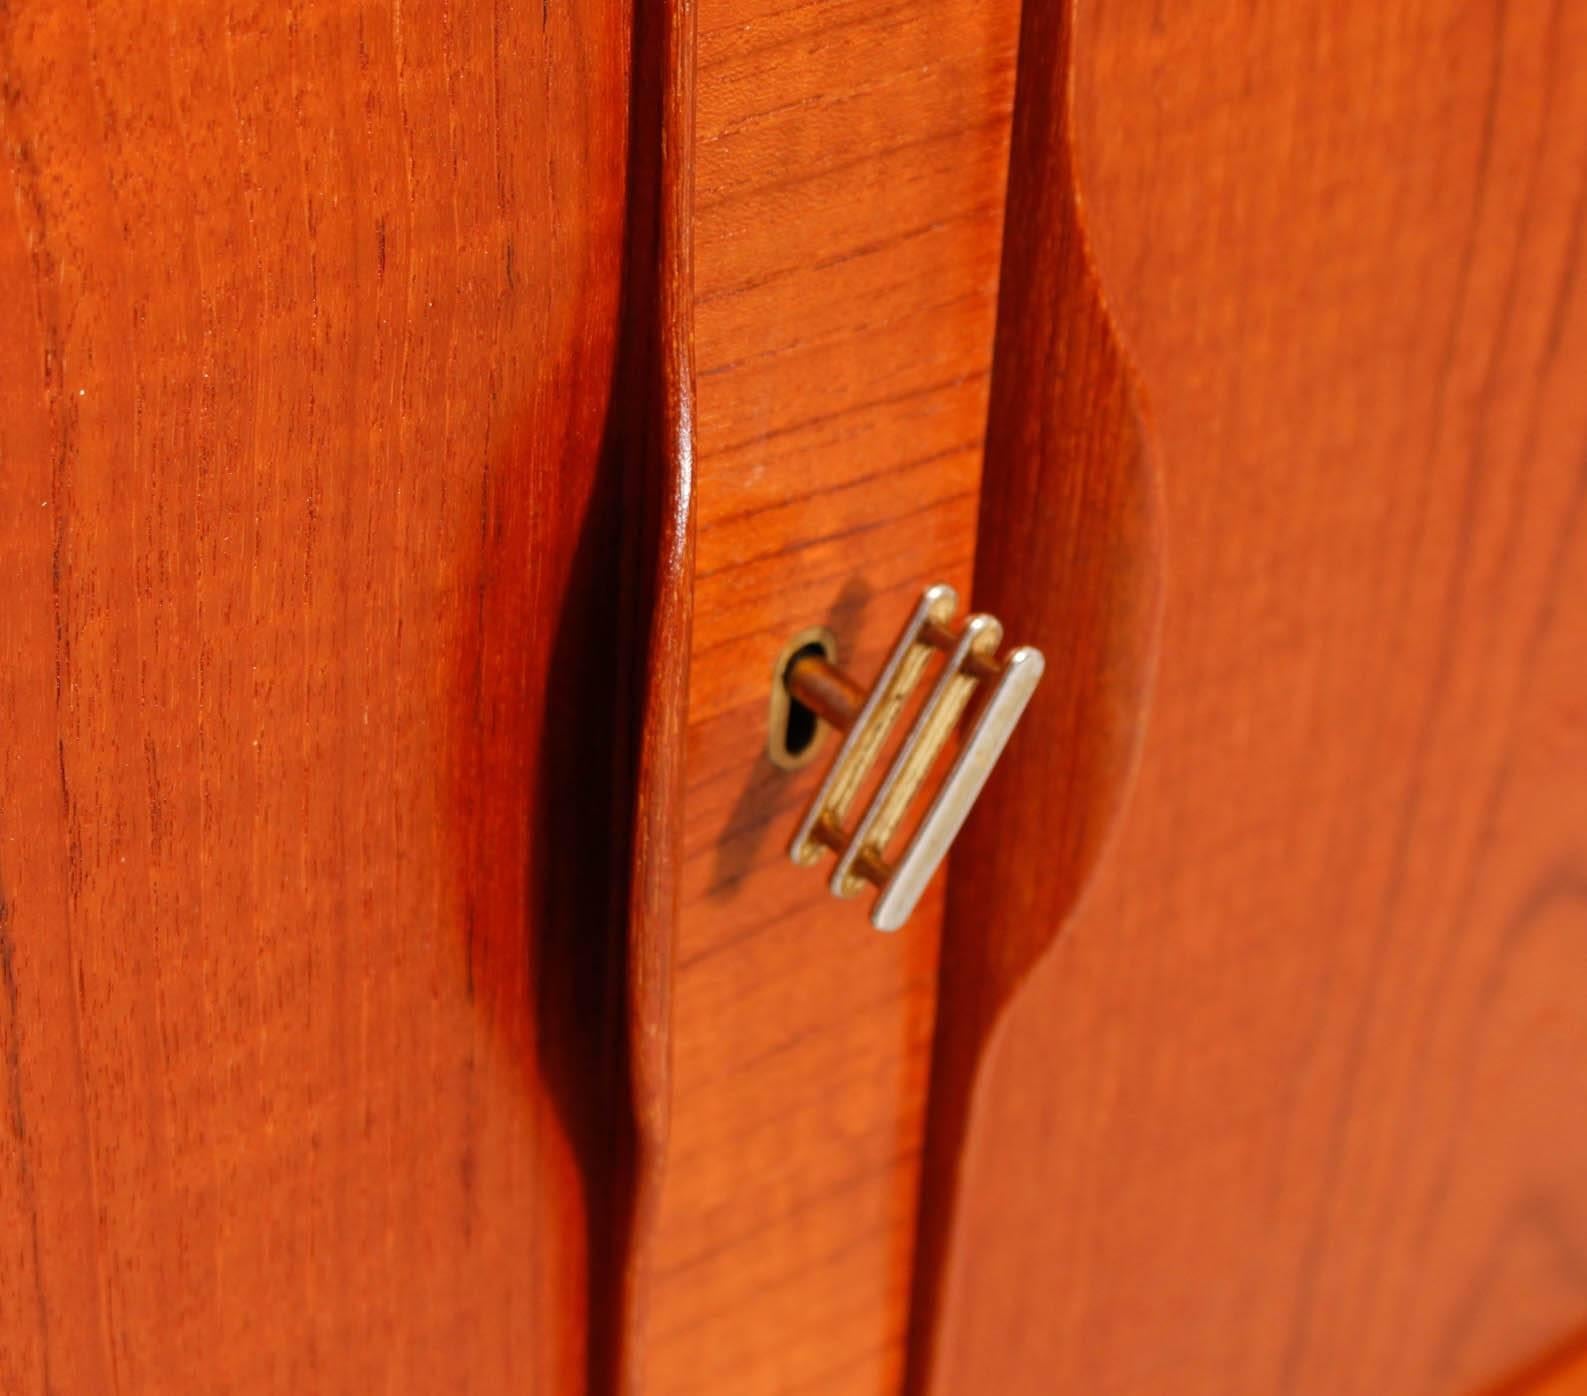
top-left (926, 0), bottom-right (1587, 1391)
top-left (903, 0), bottom-right (1162, 1383)
top-left (0, 0), bottom-right (693, 1390)
top-left (644, 0), bottom-right (1021, 1389)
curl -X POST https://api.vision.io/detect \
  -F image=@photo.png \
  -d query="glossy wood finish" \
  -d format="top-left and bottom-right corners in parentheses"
top-left (926, 0), bottom-right (1587, 1391)
top-left (608, 0), bottom-right (697, 1385)
top-left (6, 0), bottom-right (1584, 1389)
top-left (645, 0), bottom-right (1020, 1389)
top-left (904, 0), bottom-right (1161, 1382)
top-left (0, 0), bottom-right (693, 1390)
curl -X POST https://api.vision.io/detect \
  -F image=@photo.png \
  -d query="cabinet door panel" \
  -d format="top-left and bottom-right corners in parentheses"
top-left (921, 1), bottom-right (1587, 1392)
top-left (0, 1), bottom-right (693, 1389)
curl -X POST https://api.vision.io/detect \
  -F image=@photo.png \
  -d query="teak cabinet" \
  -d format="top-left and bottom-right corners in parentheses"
top-left (1, 0), bottom-right (1584, 1392)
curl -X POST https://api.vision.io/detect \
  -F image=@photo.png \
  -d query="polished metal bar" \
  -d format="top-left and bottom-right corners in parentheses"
top-left (870, 645), bottom-right (1046, 931)
top-left (828, 612), bottom-right (1004, 903)
top-left (787, 584), bottom-right (958, 867)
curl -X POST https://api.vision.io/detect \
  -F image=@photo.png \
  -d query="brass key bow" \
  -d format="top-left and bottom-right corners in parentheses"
top-left (784, 584), bottom-right (1045, 931)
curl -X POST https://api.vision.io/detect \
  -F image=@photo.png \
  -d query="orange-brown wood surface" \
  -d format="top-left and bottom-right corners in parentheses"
top-left (608, 0), bottom-right (697, 1384)
top-left (644, 0), bottom-right (1019, 1390)
top-left (5, 0), bottom-right (1585, 1390)
top-left (904, 0), bottom-right (1160, 1383)
top-left (924, 0), bottom-right (1587, 1393)
top-left (1487, 1330), bottom-right (1587, 1396)
top-left (0, 0), bottom-right (694, 1391)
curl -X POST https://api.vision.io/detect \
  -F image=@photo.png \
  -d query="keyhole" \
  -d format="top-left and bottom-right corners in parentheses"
top-left (767, 627), bottom-right (838, 770)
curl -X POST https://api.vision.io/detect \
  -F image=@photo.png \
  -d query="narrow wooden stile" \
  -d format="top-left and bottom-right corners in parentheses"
top-left (613, 0), bottom-right (698, 1389)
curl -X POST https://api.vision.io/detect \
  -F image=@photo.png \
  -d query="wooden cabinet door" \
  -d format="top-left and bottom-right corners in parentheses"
top-left (0, 1), bottom-right (692, 1390)
top-left (3, 0), bottom-right (1586, 1393)
top-left (910, 2), bottom-right (1587, 1393)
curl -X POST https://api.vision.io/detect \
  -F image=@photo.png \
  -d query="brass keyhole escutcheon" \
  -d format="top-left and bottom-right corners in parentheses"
top-left (767, 626), bottom-right (841, 771)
